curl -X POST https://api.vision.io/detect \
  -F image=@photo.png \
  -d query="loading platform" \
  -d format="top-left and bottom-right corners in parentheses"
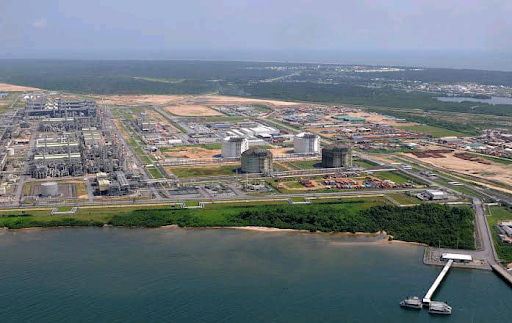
top-left (423, 259), bottom-right (453, 304)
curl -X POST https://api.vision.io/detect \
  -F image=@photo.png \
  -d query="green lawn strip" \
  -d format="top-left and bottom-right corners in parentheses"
top-left (147, 167), bottom-right (164, 179)
top-left (386, 193), bottom-right (420, 205)
top-left (353, 159), bottom-right (379, 168)
top-left (170, 165), bottom-right (239, 178)
top-left (373, 171), bottom-right (415, 184)
top-left (397, 125), bottom-right (468, 138)
top-left (288, 160), bottom-right (322, 169)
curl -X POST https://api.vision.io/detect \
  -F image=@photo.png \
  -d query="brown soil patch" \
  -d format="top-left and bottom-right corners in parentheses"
top-left (403, 150), bottom-right (512, 188)
top-left (98, 94), bottom-right (300, 108)
top-left (346, 112), bottom-right (418, 127)
top-left (100, 95), bottom-right (188, 106)
top-left (198, 95), bottom-right (301, 107)
top-left (0, 83), bottom-right (40, 92)
top-left (164, 147), bottom-right (221, 159)
top-left (165, 105), bottom-right (222, 116)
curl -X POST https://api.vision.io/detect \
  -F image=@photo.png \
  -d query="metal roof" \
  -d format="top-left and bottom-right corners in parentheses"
top-left (441, 253), bottom-right (472, 261)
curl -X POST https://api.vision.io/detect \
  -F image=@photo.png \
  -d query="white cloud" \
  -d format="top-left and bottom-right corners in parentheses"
top-left (32, 18), bottom-right (47, 29)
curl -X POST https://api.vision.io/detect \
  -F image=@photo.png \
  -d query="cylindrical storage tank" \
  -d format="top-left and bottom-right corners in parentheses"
top-left (7, 148), bottom-right (15, 156)
top-left (321, 143), bottom-right (353, 168)
top-left (241, 148), bottom-right (273, 174)
top-left (294, 132), bottom-right (320, 154)
top-left (41, 181), bottom-right (59, 197)
top-left (222, 136), bottom-right (249, 158)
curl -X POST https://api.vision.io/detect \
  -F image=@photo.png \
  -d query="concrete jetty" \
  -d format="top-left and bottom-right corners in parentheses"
top-left (423, 259), bottom-right (453, 304)
top-left (491, 264), bottom-right (512, 286)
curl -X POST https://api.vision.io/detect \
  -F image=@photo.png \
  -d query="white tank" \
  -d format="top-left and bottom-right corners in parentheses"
top-left (294, 132), bottom-right (320, 154)
top-left (222, 136), bottom-right (249, 158)
top-left (7, 148), bottom-right (14, 156)
top-left (41, 182), bottom-right (59, 197)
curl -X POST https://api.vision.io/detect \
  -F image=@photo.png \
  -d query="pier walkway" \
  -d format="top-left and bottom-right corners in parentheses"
top-left (423, 259), bottom-right (453, 304)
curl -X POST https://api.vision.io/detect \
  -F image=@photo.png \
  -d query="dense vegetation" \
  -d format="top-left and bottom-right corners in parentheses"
top-left (106, 203), bottom-right (474, 249)
top-left (0, 60), bottom-right (286, 94)
top-left (4, 218), bottom-right (104, 230)
top-left (3, 59), bottom-right (512, 116)
top-left (239, 82), bottom-right (512, 117)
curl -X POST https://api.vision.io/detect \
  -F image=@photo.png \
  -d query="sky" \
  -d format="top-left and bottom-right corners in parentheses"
top-left (2, 0), bottom-right (512, 69)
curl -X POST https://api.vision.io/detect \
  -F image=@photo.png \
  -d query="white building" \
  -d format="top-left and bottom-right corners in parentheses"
top-left (294, 132), bottom-right (320, 154)
top-left (222, 136), bottom-right (249, 158)
top-left (425, 189), bottom-right (447, 200)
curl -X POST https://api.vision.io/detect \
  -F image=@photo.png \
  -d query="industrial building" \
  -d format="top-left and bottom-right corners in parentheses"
top-left (294, 132), bottom-right (319, 154)
top-left (425, 190), bottom-right (448, 200)
top-left (321, 143), bottom-right (353, 168)
top-left (221, 136), bottom-right (249, 158)
top-left (241, 148), bottom-right (273, 174)
top-left (24, 99), bottom-right (98, 117)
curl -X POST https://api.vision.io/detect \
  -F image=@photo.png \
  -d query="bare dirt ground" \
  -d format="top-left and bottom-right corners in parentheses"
top-left (403, 150), bottom-right (512, 189)
top-left (165, 105), bottom-right (223, 116)
top-left (98, 94), bottom-right (301, 108)
top-left (197, 95), bottom-right (301, 107)
top-left (269, 147), bottom-right (294, 156)
top-left (163, 147), bottom-right (221, 159)
top-left (346, 112), bottom-right (418, 127)
top-left (100, 95), bottom-right (188, 106)
top-left (0, 83), bottom-right (40, 92)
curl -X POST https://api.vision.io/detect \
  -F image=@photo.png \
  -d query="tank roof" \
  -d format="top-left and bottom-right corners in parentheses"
top-left (242, 147), bottom-right (272, 157)
top-left (296, 132), bottom-right (318, 139)
top-left (324, 143), bottom-right (351, 151)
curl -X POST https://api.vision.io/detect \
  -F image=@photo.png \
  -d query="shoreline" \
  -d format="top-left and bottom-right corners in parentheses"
top-left (1, 224), bottom-right (428, 247)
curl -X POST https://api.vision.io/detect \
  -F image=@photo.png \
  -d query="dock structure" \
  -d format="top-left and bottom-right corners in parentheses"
top-left (491, 264), bottom-right (512, 286)
top-left (423, 259), bottom-right (453, 304)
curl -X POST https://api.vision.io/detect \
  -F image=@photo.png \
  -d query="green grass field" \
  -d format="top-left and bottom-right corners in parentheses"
top-left (353, 159), bottom-right (379, 168)
top-left (169, 165), bottom-right (239, 178)
top-left (374, 171), bottom-right (415, 184)
top-left (488, 206), bottom-right (512, 262)
top-left (387, 193), bottom-right (420, 205)
top-left (397, 125), bottom-right (469, 138)
top-left (147, 167), bottom-right (164, 179)
top-left (287, 160), bottom-right (322, 169)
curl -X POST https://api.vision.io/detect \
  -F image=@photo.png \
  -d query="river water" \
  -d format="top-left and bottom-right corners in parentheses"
top-left (436, 96), bottom-right (512, 105)
top-left (0, 228), bottom-right (510, 322)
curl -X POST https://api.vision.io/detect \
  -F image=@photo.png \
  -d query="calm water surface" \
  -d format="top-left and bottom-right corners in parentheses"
top-left (0, 228), bottom-right (510, 322)
top-left (436, 96), bottom-right (512, 105)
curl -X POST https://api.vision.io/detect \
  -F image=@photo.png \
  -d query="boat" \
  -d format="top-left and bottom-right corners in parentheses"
top-left (428, 301), bottom-right (452, 315)
top-left (399, 296), bottom-right (423, 309)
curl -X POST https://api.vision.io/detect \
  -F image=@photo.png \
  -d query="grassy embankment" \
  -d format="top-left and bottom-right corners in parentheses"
top-left (0, 200), bottom-right (474, 249)
top-left (169, 165), bottom-right (239, 178)
top-left (488, 206), bottom-right (512, 262)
